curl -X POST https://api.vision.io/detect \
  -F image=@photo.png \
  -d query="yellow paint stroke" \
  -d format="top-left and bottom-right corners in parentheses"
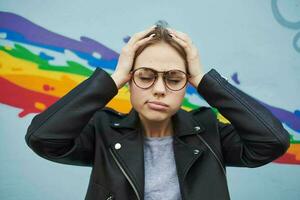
top-left (0, 50), bottom-right (86, 91)
top-left (287, 144), bottom-right (300, 160)
top-left (34, 102), bottom-right (47, 111)
top-left (0, 51), bottom-right (128, 100)
top-left (217, 113), bottom-right (230, 124)
top-left (0, 51), bottom-right (85, 81)
top-left (0, 50), bottom-right (134, 111)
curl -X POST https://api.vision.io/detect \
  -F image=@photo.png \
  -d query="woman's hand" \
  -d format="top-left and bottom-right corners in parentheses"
top-left (166, 28), bottom-right (205, 88)
top-left (111, 26), bottom-right (157, 89)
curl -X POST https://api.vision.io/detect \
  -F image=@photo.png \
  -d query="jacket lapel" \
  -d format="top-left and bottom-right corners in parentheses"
top-left (107, 107), bottom-right (207, 198)
top-left (171, 109), bottom-right (207, 181)
top-left (108, 108), bottom-right (145, 199)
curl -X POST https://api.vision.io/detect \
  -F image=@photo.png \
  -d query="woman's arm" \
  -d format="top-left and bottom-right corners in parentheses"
top-left (197, 68), bottom-right (290, 167)
top-left (166, 28), bottom-right (290, 167)
top-left (25, 67), bottom-right (118, 166)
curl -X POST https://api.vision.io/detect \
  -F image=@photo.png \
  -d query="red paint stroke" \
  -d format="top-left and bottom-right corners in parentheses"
top-left (273, 152), bottom-right (300, 165)
top-left (0, 77), bottom-right (58, 117)
top-left (43, 84), bottom-right (55, 91)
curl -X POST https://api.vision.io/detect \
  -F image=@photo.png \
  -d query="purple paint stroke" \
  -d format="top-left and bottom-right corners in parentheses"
top-left (123, 36), bottom-right (130, 43)
top-left (0, 11), bottom-right (118, 60)
top-left (231, 72), bottom-right (240, 84)
top-left (231, 72), bottom-right (298, 133)
top-left (259, 101), bottom-right (300, 132)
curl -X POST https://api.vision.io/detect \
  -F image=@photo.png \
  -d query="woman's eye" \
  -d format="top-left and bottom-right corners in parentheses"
top-left (168, 79), bottom-right (181, 83)
top-left (140, 77), bottom-right (153, 81)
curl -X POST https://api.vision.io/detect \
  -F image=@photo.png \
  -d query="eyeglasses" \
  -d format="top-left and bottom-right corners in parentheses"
top-left (130, 67), bottom-right (190, 91)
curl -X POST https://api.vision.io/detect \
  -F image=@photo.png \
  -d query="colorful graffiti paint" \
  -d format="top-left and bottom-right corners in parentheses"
top-left (0, 11), bottom-right (299, 165)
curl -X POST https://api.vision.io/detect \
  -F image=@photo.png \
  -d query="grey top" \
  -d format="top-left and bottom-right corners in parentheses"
top-left (143, 135), bottom-right (182, 200)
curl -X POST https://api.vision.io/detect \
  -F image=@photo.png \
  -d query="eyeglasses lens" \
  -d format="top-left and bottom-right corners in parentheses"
top-left (133, 68), bottom-right (187, 90)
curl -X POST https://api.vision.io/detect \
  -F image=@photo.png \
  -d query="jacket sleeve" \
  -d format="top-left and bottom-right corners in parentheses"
top-left (25, 67), bottom-right (118, 166)
top-left (197, 68), bottom-right (290, 167)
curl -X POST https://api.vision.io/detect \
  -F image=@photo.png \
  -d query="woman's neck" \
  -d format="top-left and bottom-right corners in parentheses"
top-left (139, 115), bottom-right (174, 138)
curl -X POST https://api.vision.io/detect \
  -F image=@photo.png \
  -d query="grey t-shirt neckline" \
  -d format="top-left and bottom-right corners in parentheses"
top-left (143, 134), bottom-right (182, 200)
top-left (144, 135), bottom-right (173, 142)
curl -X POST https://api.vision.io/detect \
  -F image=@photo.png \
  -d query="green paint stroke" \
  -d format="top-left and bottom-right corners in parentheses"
top-left (290, 135), bottom-right (300, 144)
top-left (0, 44), bottom-right (93, 76)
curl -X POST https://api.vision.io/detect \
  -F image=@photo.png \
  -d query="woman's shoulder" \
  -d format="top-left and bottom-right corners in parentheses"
top-left (190, 106), bottom-right (214, 116)
top-left (189, 106), bottom-right (219, 124)
top-left (95, 107), bottom-right (125, 116)
top-left (91, 107), bottom-right (126, 122)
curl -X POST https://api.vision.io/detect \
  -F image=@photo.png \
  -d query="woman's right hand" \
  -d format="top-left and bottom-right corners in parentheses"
top-left (111, 25), bottom-right (157, 89)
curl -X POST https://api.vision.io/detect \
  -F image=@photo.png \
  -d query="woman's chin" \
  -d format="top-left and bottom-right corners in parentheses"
top-left (141, 110), bottom-right (169, 122)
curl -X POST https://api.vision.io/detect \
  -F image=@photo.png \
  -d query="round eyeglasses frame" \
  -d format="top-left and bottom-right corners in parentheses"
top-left (130, 67), bottom-right (191, 91)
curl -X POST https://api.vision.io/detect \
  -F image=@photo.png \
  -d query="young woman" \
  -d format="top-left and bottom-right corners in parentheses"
top-left (25, 22), bottom-right (290, 200)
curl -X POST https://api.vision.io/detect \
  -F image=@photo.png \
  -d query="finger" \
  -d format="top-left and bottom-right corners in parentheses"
top-left (127, 25), bottom-right (156, 45)
top-left (167, 28), bottom-right (193, 45)
top-left (132, 33), bottom-right (156, 51)
top-left (174, 31), bottom-right (193, 45)
top-left (169, 33), bottom-right (190, 50)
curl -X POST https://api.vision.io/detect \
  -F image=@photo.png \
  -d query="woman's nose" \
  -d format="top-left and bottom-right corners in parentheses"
top-left (152, 76), bottom-right (167, 96)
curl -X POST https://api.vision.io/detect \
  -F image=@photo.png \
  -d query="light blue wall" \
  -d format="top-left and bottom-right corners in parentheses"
top-left (0, 0), bottom-right (299, 199)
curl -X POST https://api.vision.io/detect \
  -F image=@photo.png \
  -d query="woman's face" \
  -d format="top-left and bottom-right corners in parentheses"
top-left (129, 41), bottom-right (187, 122)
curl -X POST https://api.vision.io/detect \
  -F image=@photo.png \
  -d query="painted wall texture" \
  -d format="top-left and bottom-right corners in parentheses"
top-left (0, 0), bottom-right (299, 199)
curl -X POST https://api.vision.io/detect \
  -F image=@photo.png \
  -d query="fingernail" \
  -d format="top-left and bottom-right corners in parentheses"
top-left (148, 33), bottom-right (155, 39)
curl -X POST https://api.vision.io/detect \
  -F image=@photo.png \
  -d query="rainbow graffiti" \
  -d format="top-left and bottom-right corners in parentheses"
top-left (0, 11), bottom-right (299, 165)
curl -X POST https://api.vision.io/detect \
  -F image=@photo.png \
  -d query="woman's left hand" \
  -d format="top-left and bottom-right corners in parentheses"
top-left (167, 28), bottom-right (205, 88)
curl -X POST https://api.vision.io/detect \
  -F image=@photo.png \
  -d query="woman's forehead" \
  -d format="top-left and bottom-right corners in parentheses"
top-left (134, 42), bottom-right (186, 72)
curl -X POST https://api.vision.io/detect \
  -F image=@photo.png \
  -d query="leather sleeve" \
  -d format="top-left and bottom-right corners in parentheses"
top-left (197, 68), bottom-right (290, 167)
top-left (25, 68), bottom-right (118, 166)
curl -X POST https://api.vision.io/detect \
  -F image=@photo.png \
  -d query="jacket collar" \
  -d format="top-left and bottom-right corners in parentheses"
top-left (110, 107), bottom-right (206, 137)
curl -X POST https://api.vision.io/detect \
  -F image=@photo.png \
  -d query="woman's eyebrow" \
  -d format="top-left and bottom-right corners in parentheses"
top-left (135, 66), bottom-right (186, 72)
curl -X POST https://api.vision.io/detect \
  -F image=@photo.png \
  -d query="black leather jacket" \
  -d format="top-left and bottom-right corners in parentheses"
top-left (25, 67), bottom-right (290, 200)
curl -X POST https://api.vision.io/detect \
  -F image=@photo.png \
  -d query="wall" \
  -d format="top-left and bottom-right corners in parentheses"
top-left (0, 0), bottom-right (299, 199)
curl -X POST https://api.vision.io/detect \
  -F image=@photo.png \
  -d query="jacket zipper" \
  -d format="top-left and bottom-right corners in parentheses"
top-left (196, 134), bottom-right (227, 177)
top-left (109, 148), bottom-right (141, 200)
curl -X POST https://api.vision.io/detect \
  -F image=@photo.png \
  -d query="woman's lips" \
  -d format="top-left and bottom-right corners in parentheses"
top-left (147, 101), bottom-right (169, 111)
